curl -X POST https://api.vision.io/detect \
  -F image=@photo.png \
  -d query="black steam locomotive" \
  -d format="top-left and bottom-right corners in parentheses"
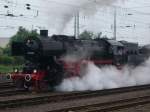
top-left (9, 30), bottom-right (148, 91)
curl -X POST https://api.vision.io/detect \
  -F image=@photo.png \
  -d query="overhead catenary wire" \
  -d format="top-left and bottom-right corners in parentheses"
top-left (0, 0), bottom-right (150, 39)
top-left (1, 0), bottom-right (150, 23)
top-left (1, 0), bottom-right (150, 16)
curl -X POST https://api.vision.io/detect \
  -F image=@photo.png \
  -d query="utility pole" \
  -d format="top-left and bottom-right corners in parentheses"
top-left (74, 13), bottom-right (77, 38)
top-left (77, 12), bottom-right (80, 39)
top-left (74, 11), bottom-right (80, 39)
top-left (113, 7), bottom-right (117, 40)
top-left (31, 25), bottom-right (34, 31)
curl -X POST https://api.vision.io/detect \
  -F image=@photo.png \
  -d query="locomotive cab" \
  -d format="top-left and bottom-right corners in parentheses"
top-left (106, 39), bottom-right (125, 66)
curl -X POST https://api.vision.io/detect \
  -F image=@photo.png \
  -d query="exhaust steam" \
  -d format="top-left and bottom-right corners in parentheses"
top-left (57, 58), bottom-right (150, 92)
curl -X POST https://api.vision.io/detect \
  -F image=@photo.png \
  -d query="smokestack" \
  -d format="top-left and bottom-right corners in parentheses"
top-left (40, 30), bottom-right (48, 37)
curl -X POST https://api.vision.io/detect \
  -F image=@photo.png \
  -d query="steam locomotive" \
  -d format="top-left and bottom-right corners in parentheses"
top-left (9, 30), bottom-right (148, 91)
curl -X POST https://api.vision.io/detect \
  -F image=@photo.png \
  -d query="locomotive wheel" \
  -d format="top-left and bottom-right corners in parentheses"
top-left (13, 78), bottom-right (28, 90)
top-left (34, 80), bottom-right (49, 92)
top-left (13, 78), bottom-right (23, 89)
top-left (14, 78), bottom-right (24, 89)
top-left (48, 69), bottom-right (63, 88)
top-left (24, 81), bottom-right (31, 91)
top-left (47, 64), bottom-right (64, 89)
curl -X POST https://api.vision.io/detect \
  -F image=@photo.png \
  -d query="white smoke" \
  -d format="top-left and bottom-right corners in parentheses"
top-left (43, 0), bottom-right (125, 33)
top-left (42, 0), bottom-right (150, 91)
top-left (57, 58), bottom-right (150, 92)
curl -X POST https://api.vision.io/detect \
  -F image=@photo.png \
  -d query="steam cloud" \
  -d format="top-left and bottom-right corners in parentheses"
top-left (42, 0), bottom-right (150, 91)
top-left (42, 0), bottom-right (150, 92)
top-left (57, 58), bottom-right (150, 91)
top-left (43, 0), bottom-right (125, 33)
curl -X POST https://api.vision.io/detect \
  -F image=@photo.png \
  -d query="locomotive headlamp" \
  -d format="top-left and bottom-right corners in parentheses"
top-left (33, 69), bottom-right (37, 73)
top-left (14, 69), bottom-right (18, 73)
top-left (27, 39), bottom-right (31, 44)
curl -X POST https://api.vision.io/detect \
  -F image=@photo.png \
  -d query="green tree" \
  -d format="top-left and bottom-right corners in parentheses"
top-left (9, 26), bottom-right (38, 43)
top-left (0, 55), bottom-right (14, 65)
top-left (3, 46), bottom-right (10, 56)
top-left (79, 30), bottom-right (104, 39)
top-left (1, 27), bottom-right (39, 66)
top-left (79, 30), bottom-right (94, 39)
top-left (3, 27), bottom-right (39, 56)
top-left (96, 32), bottom-right (103, 38)
top-left (0, 47), bottom-right (3, 55)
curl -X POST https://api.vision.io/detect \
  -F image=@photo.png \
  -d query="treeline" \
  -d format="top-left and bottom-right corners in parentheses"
top-left (79, 30), bottom-right (107, 39)
top-left (0, 27), bottom-right (38, 66)
top-left (0, 27), bottom-right (107, 65)
top-left (0, 55), bottom-right (24, 65)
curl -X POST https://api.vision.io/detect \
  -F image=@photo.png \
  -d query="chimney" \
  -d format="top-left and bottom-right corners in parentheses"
top-left (40, 30), bottom-right (48, 37)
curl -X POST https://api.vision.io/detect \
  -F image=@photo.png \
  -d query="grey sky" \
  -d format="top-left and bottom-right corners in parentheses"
top-left (0, 0), bottom-right (150, 44)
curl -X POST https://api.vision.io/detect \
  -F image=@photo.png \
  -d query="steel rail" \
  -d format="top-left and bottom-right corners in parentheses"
top-left (0, 84), bottom-right (150, 109)
top-left (49, 95), bottom-right (150, 112)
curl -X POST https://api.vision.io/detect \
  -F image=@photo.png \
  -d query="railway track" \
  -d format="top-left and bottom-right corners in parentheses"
top-left (0, 81), bottom-right (29, 97)
top-left (1, 84), bottom-right (150, 110)
top-left (50, 95), bottom-right (150, 112)
top-left (0, 81), bottom-right (13, 85)
top-left (0, 82), bottom-right (14, 90)
top-left (0, 89), bottom-right (29, 97)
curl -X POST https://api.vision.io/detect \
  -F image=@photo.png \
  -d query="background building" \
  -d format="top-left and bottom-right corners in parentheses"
top-left (0, 38), bottom-right (10, 48)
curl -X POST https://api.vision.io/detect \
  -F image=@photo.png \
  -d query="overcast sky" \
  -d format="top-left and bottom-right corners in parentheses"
top-left (0, 0), bottom-right (150, 44)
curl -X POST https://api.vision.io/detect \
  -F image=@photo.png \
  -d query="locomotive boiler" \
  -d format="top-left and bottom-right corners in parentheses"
top-left (9, 30), bottom-right (146, 91)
